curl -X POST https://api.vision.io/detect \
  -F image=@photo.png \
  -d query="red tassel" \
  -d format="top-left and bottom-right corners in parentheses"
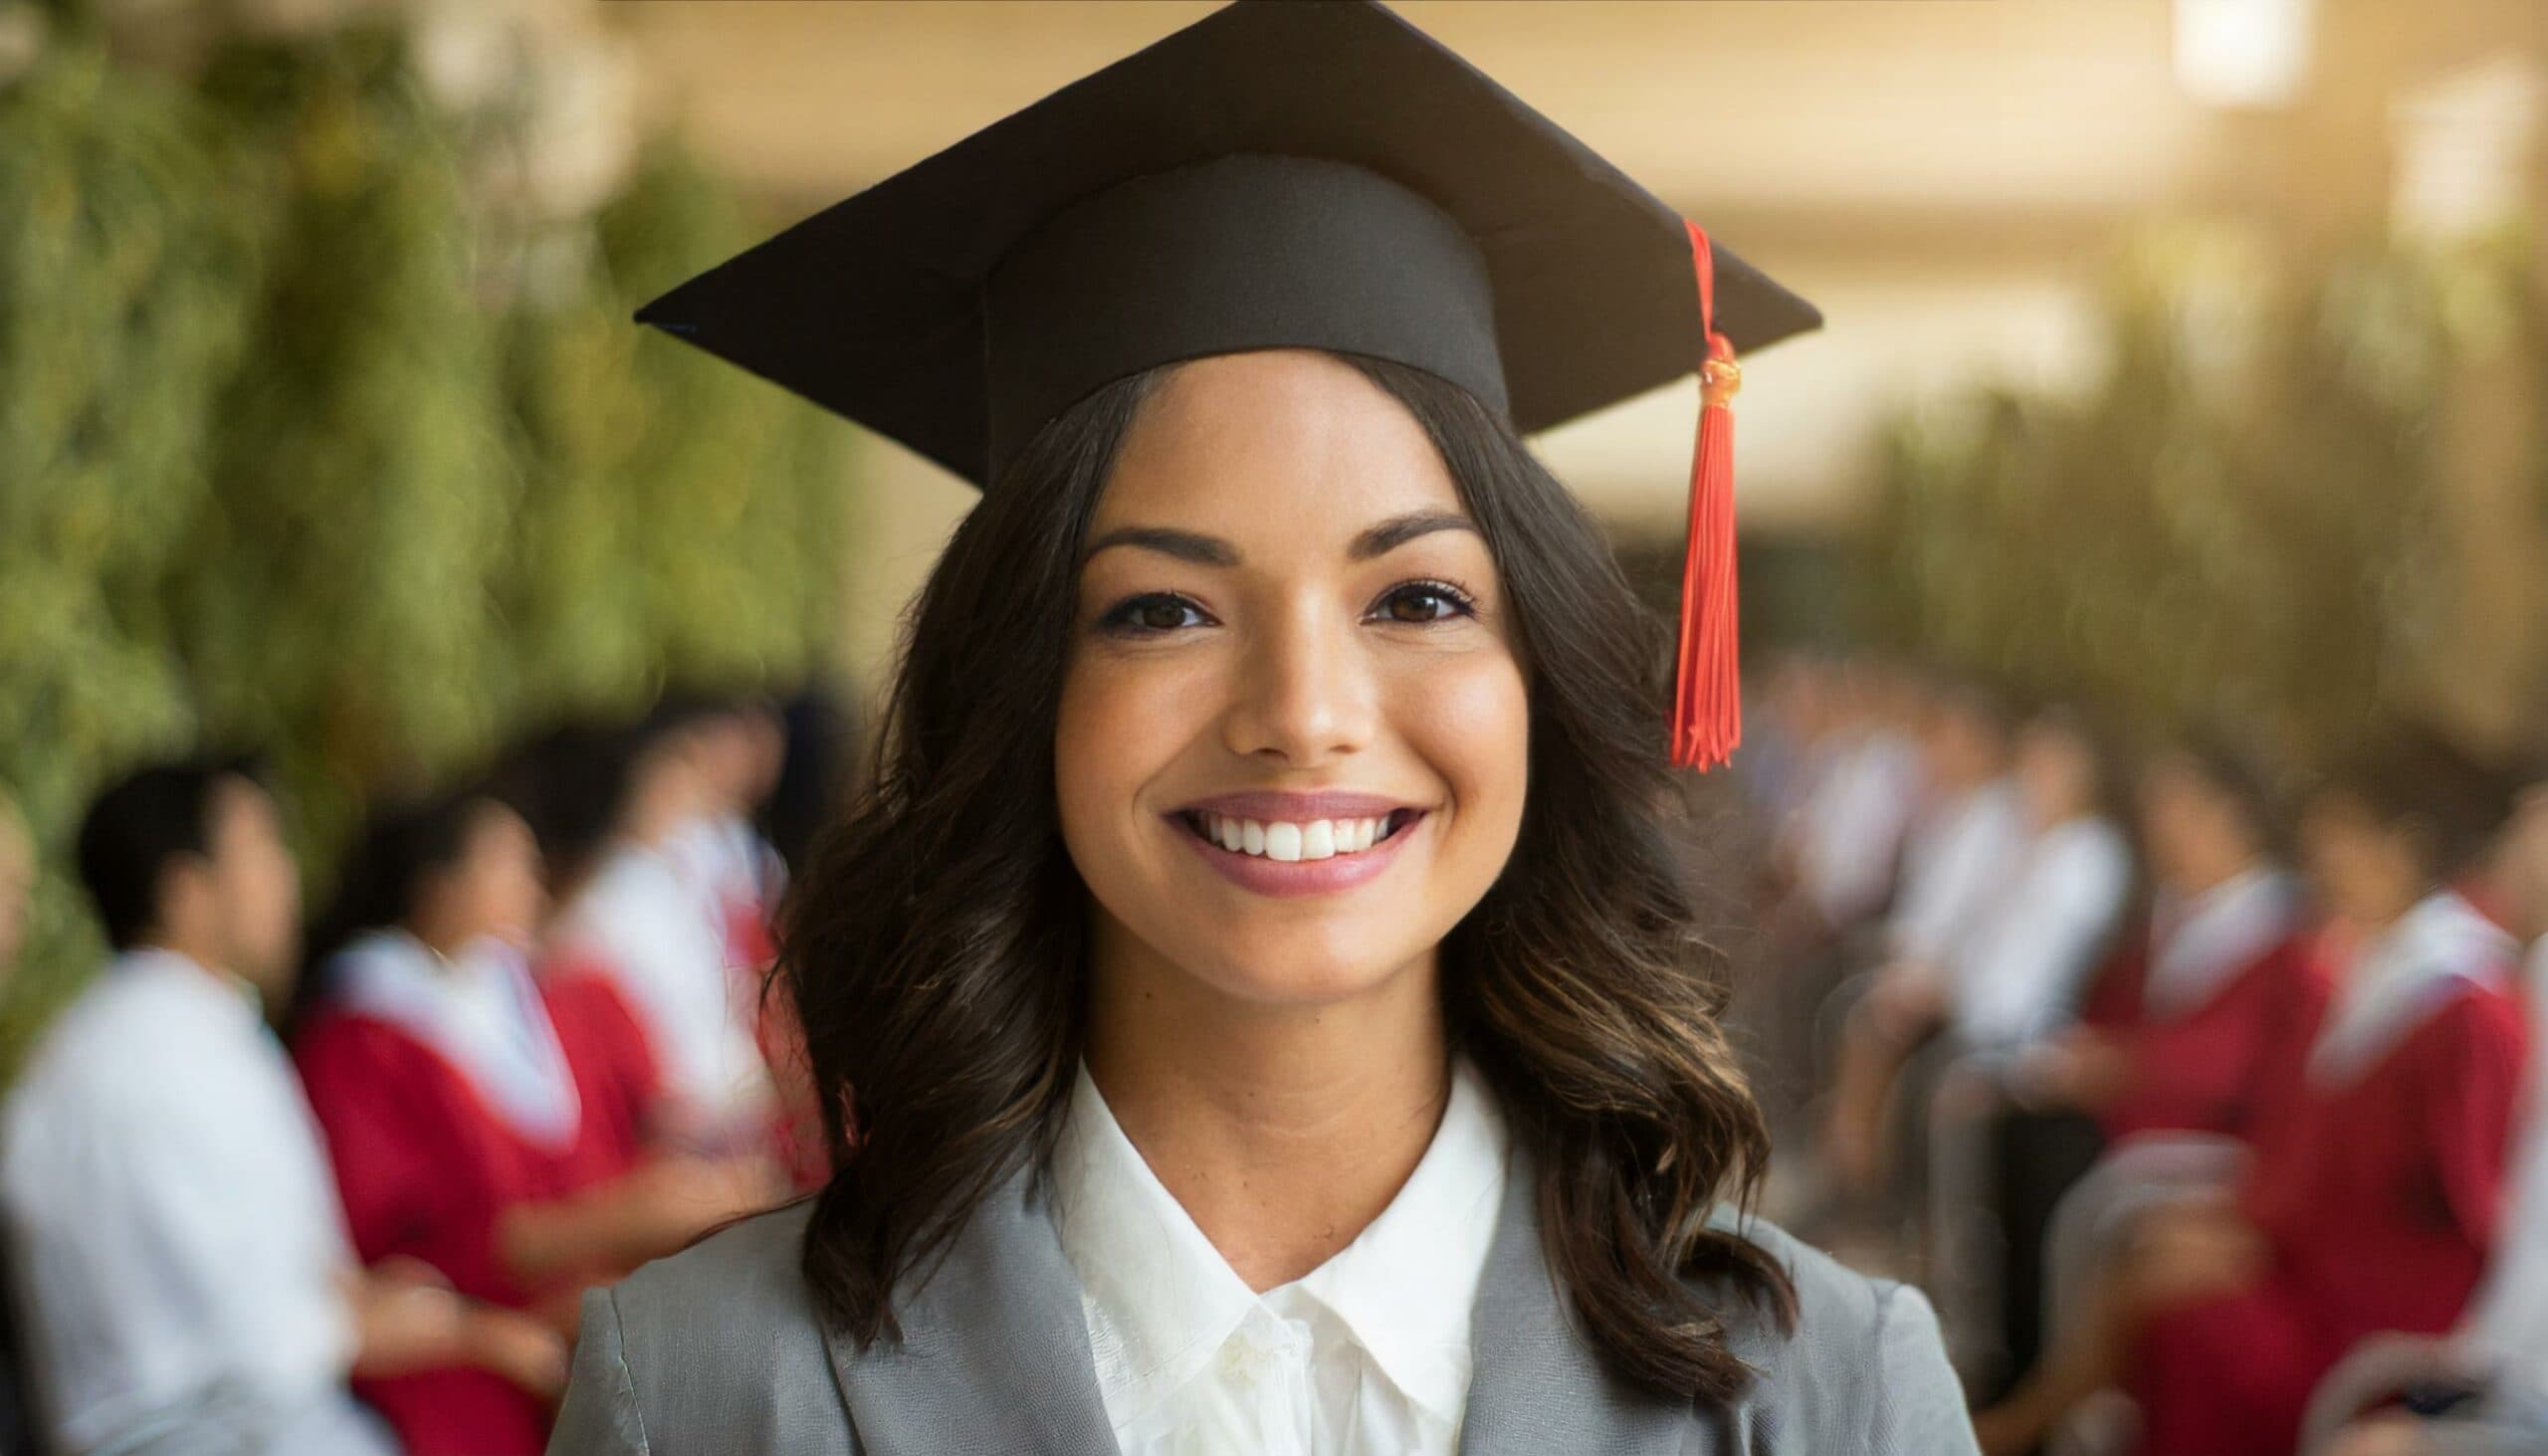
top-left (1672, 221), bottom-right (1743, 770)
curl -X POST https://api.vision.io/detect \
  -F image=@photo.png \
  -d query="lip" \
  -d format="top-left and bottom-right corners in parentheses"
top-left (1166, 794), bottom-right (1429, 900)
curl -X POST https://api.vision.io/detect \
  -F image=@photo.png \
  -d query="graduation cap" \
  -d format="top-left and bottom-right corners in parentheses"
top-left (637, 0), bottom-right (1819, 769)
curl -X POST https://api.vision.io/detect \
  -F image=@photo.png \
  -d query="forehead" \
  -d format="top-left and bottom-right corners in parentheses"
top-left (1094, 350), bottom-right (1464, 535)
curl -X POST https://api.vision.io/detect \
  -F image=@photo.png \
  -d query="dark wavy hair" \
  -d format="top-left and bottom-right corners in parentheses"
top-left (782, 350), bottom-right (1795, 1402)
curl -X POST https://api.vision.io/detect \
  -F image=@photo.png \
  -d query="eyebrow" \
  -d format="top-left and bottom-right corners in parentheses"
top-left (1079, 510), bottom-right (1480, 567)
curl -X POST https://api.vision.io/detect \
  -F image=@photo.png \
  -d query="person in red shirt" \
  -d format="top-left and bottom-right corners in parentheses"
top-left (1977, 730), bottom-right (2529, 1456)
top-left (295, 786), bottom-right (783, 1455)
top-left (2037, 736), bottom-right (2330, 1146)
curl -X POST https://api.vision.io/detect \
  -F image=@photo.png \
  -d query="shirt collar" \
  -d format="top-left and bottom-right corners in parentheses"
top-left (1286, 1056), bottom-right (1508, 1419)
top-left (2309, 890), bottom-right (2514, 1083)
top-left (1048, 1056), bottom-right (1510, 1431)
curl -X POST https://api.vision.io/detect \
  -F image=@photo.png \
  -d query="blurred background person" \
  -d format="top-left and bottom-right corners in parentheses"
top-left (1916, 705), bottom-right (2138, 1379)
top-left (661, 692), bottom-right (788, 972)
top-left (1744, 653), bottom-right (1930, 1131)
top-left (1978, 732), bottom-right (2324, 1398)
top-left (0, 789), bottom-right (34, 1456)
top-left (2305, 766), bottom-right (2548, 1456)
top-left (1818, 679), bottom-right (2030, 1199)
top-left (1941, 704), bottom-right (2137, 1052)
top-left (294, 783), bottom-right (779, 1455)
top-left (0, 759), bottom-right (559, 1456)
top-left (1975, 732), bottom-right (2530, 1456)
top-left (544, 700), bottom-right (784, 1161)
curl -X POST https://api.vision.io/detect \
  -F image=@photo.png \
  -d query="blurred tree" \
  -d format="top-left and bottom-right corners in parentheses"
top-left (0, 15), bottom-right (852, 1076)
top-left (0, 28), bottom-right (260, 1072)
top-left (1857, 225), bottom-right (2503, 774)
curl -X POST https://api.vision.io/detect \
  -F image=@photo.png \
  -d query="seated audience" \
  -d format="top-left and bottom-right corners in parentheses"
top-left (295, 785), bottom-right (779, 1454)
top-left (1974, 732), bottom-right (2529, 1455)
top-left (0, 759), bottom-right (560, 1456)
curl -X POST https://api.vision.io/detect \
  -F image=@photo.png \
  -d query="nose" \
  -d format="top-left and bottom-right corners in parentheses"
top-left (1220, 601), bottom-right (1378, 766)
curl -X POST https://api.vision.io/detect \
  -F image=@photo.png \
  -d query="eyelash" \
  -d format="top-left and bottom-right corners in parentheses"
top-left (1093, 578), bottom-right (1481, 637)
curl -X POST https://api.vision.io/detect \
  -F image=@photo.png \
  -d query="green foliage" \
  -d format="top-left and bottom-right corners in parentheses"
top-left (0, 34), bottom-right (260, 1069)
top-left (1856, 226), bottom-right (2508, 769)
top-left (0, 24), bottom-right (852, 1074)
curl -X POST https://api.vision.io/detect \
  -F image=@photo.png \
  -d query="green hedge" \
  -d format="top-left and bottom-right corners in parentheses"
top-left (0, 21), bottom-right (852, 1074)
top-left (1857, 225), bottom-right (2542, 769)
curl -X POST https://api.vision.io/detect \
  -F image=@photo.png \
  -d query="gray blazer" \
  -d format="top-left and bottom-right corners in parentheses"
top-left (550, 1162), bottom-right (1979, 1454)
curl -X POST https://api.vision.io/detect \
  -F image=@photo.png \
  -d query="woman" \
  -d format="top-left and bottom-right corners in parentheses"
top-left (297, 788), bottom-right (778, 1454)
top-left (549, 3), bottom-right (1972, 1452)
top-left (1973, 732), bottom-right (2530, 1455)
top-left (2045, 735), bottom-right (2324, 1145)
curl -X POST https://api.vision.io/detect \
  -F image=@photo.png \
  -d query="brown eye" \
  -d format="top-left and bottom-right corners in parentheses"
top-left (1099, 592), bottom-right (1210, 635)
top-left (1375, 581), bottom-right (1475, 624)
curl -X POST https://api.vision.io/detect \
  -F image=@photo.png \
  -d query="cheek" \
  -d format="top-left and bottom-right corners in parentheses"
top-left (1054, 649), bottom-right (1214, 847)
top-left (1387, 652), bottom-right (1529, 838)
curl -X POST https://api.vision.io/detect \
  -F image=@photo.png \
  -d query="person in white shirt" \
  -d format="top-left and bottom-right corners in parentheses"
top-left (1786, 685), bottom-right (1927, 935)
top-left (0, 758), bottom-right (561, 1456)
top-left (549, 704), bottom-right (782, 1155)
top-left (0, 786), bottom-right (34, 1456)
top-left (1820, 680), bottom-right (2031, 1195)
top-left (1947, 708), bottom-right (2135, 1050)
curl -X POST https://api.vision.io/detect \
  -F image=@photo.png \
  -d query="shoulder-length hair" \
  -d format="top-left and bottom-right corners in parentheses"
top-left (782, 351), bottom-right (1794, 1402)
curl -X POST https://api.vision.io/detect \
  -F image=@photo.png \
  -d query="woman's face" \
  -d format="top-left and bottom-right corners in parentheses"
top-left (1055, 349), bottom-right (1531, 1010)
top-left (2137, 756), bottom-right (2242, 893)
top-left (421, 804), bottom-right (547, 950)
top-left (2298, 791), bottom-right (2425, 929)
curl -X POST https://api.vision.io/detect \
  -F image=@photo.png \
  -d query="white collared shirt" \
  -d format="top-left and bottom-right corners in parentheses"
top-left (1886, 778), bottom-right (2031, 969)
top-left (0, 949), bottom-right (393, 1455)
top-left (1949, 814), bottom-right (2133, 1047)
top-left (556, 840), bottom-right (773, 1136)
top-left (1049, 1058), bottom-right (1509, 1456)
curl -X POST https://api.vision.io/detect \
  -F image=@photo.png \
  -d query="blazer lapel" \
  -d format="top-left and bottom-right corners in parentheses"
top-left (1458, 1157), bottom-right (1704, 1456)
top-left (823, 1169), bottom-right (1123, 1456)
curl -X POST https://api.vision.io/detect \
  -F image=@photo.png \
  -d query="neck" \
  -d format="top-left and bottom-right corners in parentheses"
top-left (131, 936), bottom-right (261, 1007)
top-left (402, 918), bottom-right (473, 961)
top-left (134, 934), bottom-right (221, 978)
top-left (1082, 915), bottom-right (1451, 1293)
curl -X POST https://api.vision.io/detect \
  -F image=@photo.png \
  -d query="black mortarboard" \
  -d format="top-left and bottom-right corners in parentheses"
top-left (637, 0), bottom-right (1820, 768)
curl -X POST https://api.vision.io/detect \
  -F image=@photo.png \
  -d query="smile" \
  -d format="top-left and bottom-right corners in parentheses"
top-left (1174, 809), bottom-right (1417, 862)
top-left (1165, 794), bottom-right (1431, 899)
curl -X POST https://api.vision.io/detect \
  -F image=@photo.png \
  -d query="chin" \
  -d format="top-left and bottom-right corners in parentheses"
top-left (1177, 930), bottom-right (1426, 1009)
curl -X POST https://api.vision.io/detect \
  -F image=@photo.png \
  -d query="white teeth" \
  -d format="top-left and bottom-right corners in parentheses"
top-left (1198, 812), bottom-right (1405, 861)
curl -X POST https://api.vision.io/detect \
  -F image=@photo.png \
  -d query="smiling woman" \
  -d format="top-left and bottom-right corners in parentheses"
top-left (545, 3), bottom-right (1974, 1453)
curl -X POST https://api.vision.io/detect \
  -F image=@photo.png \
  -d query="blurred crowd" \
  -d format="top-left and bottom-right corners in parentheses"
top-left (0, 689), bottom-right (854, 1456)
top-left (1736, 653), bottom-right (2548, 1456)
top-left (10, 646), bottom-right (2548, 1456)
